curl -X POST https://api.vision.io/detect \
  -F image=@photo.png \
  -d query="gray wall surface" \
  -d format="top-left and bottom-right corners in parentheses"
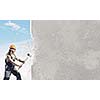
top-left (31, 20), bottom-right (100, 80)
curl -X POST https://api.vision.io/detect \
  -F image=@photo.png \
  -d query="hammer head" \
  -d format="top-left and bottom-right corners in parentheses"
top-left (27, 53), bottom-right (32, 57)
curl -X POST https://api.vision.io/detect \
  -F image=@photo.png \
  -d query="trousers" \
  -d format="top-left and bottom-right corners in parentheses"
top-left (3, 64), bottom-right (21, 80)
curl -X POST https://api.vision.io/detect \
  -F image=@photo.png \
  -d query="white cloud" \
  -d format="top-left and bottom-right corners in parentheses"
top-left (4, 21), bottom-right (21, 30)
top-left (4, 21), bottom-right (30, 36)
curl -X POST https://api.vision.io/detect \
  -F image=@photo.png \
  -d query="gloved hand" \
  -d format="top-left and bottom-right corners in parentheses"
top-left (18, 59), bottom-right (25, 64)
top-left (18, 64), bottom-right (23, 69)
top-left (21, 60), bottom-right (25, 64)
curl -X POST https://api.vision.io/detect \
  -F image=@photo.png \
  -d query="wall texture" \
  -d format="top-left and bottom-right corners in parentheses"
top-left (31, 20), bottom-right (100, 80)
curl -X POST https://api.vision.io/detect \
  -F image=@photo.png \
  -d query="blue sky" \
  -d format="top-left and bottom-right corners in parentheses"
top-left (0, 20), bottom-right (31, 44)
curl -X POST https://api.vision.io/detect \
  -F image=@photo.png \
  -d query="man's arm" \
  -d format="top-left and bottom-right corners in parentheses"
top-left (7, 55), bottom-right (20, 67)
top-left (15, 57), bottom-right (25, 63)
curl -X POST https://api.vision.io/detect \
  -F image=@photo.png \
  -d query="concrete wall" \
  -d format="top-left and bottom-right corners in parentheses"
top-left (31, 20), bottom-right (100, 80)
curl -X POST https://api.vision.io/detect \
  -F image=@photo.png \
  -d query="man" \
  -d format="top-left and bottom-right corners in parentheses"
top-left (3, 44), bottom-right (25, 80)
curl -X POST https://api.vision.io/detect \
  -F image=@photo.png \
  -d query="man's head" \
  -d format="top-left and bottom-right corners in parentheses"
top-left (9, 44), bottom-right (16, 53)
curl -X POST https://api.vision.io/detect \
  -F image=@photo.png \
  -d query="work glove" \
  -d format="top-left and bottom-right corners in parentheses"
top-left (18, 59), bottom-right (25, 64)
top-left (20, 60), bottom-right (25, 64)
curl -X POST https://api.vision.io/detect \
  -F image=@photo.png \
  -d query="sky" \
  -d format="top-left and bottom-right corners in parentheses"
top-left (0, 20), bottom-right (31, 44)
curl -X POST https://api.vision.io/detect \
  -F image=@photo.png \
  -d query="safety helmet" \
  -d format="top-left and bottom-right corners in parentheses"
top-left (9, 44), bottom-right (16, 50)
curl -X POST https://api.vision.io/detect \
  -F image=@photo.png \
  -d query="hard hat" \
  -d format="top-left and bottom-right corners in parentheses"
top-left (9, 44), bottom-right (16, 50)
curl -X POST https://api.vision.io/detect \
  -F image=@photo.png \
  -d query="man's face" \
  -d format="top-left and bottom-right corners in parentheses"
top-left (10, 48), bottom-right (16, 53)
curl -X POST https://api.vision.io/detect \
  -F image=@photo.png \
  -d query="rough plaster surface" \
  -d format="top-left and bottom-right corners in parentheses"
top-left (31, 20), bottom-right (100, 80)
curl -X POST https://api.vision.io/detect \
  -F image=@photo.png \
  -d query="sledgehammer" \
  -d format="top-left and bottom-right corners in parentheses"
top-left (18, 53), bottom-right (32, 70)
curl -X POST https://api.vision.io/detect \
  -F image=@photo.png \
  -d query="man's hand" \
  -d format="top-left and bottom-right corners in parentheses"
top-left (18, 59), bottom-right (25, 64)
top-left (18, 64), bottom-right (23, 69)
top-left (21, 60), bottom-right (25, 64)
